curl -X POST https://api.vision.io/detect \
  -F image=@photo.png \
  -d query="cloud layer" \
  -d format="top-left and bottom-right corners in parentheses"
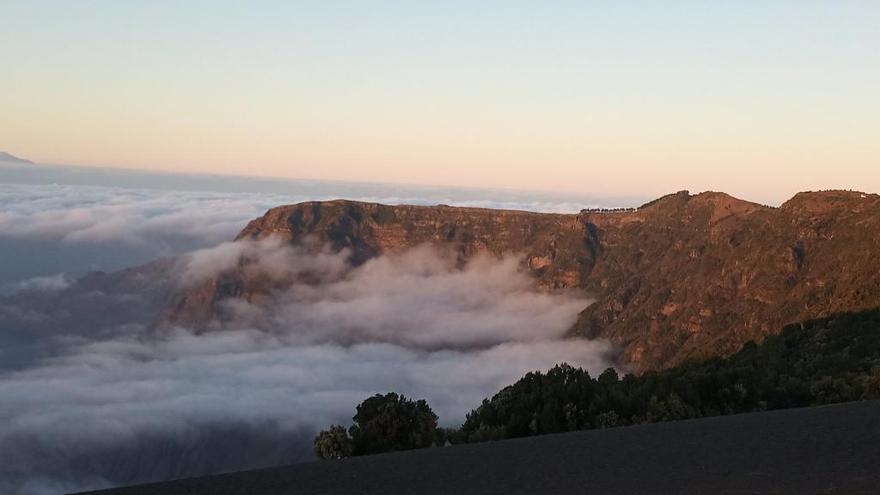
top-left (0, 179), bottom-right (616, 494)
top-left (1, 242), bottom-right (610, 494)
top-left (181, 242), bottom-right (591, 349)
top-left (0, 180), bottom-right (609, 291)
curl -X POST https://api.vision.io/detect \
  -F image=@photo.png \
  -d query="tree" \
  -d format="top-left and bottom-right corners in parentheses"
top-left (595, 410), bottom-right (620, 429)
top-left (646, 393), bottom-right (692, 422)
top-left (456, 309), bottom-right (880, 444)
top-left (349, 392), bottom-right (439, 456)
top-left (862, 367), bottom-right (880, 399)
top-left (313, 425), bottom-right (353, 460)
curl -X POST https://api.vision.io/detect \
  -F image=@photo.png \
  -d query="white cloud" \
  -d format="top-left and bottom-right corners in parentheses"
top-left (0, 243), bottom-right (611, 494)
top-left (0, 184), bottom-right (284, 247)
top-left (0, 183), bottom-right (596, 249)
top-left (13, 274), bottom-right (71, 292)
top-left (0, 181), bottom-right (610, 289)
top-left (0, 179), bottom-right (619, 493)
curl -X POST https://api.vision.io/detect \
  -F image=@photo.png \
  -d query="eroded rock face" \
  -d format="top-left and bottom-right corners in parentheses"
top-left (169, 201), bottom-right (597, 329)
top-left (167, 191), bottom-right (880, 373)
top-left (574, 190), bottom-right (880, 371)
top-left (235, 201), bottom-right (594, 282)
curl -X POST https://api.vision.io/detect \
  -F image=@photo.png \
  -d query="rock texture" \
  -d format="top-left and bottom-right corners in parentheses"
top-left (235, 201), bottom-right (594, 284)
top-left (168, 191), bottom-right (880, 372)
top-left (169, 202), bottom-right (596, 326)
top-left (576, 190), bottom-right (880, 370)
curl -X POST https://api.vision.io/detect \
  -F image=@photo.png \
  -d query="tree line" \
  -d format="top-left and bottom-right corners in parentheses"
top-left (315, 308), bottom-right (880, 459)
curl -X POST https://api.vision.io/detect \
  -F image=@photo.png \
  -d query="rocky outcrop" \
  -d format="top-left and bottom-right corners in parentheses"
top-left (169, 201), bottom-right (597, 326)
top-left (168, 191), bottom-right (880, 373)
top-left (574, 190), bottom-right (880, 370)
top-left (234, 200), bottom-right (595, 285)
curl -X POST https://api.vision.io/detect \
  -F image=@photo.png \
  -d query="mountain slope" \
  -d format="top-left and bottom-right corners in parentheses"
top-left (574, 190), bottom-right (880, 369)
top-left (0, 151), bottom-right (34, 164)
top-left (460, 308), bottom-right (880, 442)
top-left (167, 190), bottom-right (880, 372)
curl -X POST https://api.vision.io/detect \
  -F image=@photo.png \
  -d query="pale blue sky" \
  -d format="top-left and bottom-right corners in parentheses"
top-left (2, 1), bottom-right (878, 202)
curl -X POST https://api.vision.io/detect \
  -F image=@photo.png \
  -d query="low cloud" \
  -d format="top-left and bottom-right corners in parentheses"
top-left (0, 183), bottom-right (599, 251)
top-left (182, 243), bottom-right (593, 349)
top-left (0, 184), bottom-right (287, 290)
top-left (0, 180), bottom-right (616, 289)
top-left (178, 237), bottom-right (349, 287)
top-left (0, 243), bottom-right (611, 494)
top-left (0, 179), bottom-right (619, 493)
top-left (13, 274), bottom-right (71, 292)
top-left (0, 184), bottom-right (273, 246)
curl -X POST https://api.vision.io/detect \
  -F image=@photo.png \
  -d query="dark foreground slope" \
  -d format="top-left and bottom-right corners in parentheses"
top-left (80, 400), bottom-right (880, 495)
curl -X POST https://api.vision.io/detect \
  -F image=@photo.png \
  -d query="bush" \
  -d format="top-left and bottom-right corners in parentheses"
top-left (315, 392), bottom-right (440, 460)
top-left (314, 425), bottom-right (353, 460)
top-left (350, 392), bottom-right (439, 456)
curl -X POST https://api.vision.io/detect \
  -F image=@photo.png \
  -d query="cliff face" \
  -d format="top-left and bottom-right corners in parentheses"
top-left (575, 190), bottom-right (880, 370)
top-left (235, 201), bottom-right (595, 287)
top-left (170, 201), bottom-right (596, 326)
top-left (168, 191), bottom-right (880, 372)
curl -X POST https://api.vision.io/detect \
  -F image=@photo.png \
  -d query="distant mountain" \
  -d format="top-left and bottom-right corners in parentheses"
top-left (166, 190), bottom-right (880, 372)
top-left (0, 152), bottom-right (34, 164)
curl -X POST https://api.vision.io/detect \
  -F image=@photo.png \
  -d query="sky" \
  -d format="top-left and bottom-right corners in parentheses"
top-left (2, 1), bottom-right (879, 203)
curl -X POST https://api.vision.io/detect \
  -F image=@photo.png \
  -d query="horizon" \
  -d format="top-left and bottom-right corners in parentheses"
top-left (3, 2), bottom-right (879, 202)
top-left (3, 152), bottom-right (878, 208)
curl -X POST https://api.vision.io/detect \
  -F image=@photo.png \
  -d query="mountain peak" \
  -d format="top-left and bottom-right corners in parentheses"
top-left (780, 190), bottom-right (879, 216)
top-left (636, 190), bottom-right (766, 219)
top-left (0, 151), bottom-right (34, 164)
top-left (637, 190), bottom-right (692, 210)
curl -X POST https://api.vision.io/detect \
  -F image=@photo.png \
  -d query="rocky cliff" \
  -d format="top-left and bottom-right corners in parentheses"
top-left (168, 191), bottom-right (880, 372)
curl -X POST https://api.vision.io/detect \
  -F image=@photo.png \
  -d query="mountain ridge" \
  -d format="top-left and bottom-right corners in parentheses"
top-left (167, 190), bottom-right (880, 372)
top-left (0, 151), bottom-right (34, 164)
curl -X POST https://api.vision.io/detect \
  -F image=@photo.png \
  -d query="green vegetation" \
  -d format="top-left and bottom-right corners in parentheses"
top-left (313, 425), bottom-right (353, 460)
top-left (317, 309), bottom-right (880, 458)
top-left (459, 309), bottom-right (880, 442)
top-left (314, 392), bottom-right (440, 459)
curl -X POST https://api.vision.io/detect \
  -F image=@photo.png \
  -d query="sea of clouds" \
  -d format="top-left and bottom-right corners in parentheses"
top-left (0, 172), bottom-right (618, 494)
top-left (0, 177), bottom-right (621, 292)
